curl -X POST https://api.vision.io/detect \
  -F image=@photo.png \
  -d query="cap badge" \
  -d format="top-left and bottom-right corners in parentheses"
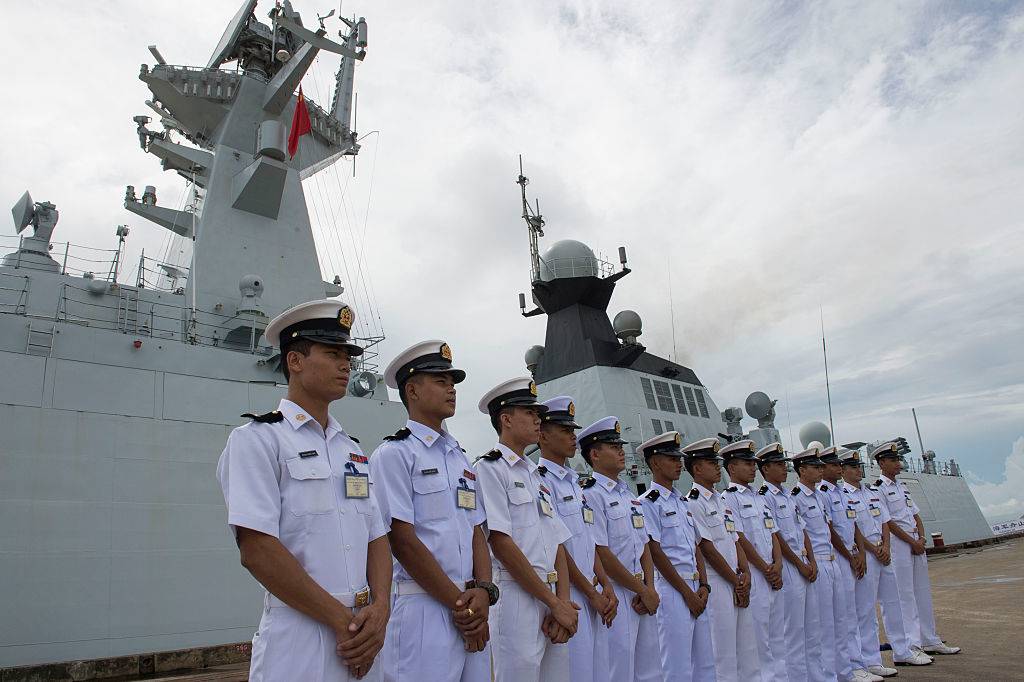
top-left (568, 401), bottom-right (575, 417)
top-left (614, 421), bottom-right (621, 434)
top-left (338, 306), bottom-right (354, 330)
top-left (440, 343), bottom-right (453, 361)
top-left (529, 381), bottom-right (537, 397)
top-left (674, 433), bottom-right (681, 445)
top-left (747, 442), bottom-right (755, 451)
top-left (712, 441), bottom-right (720, 452)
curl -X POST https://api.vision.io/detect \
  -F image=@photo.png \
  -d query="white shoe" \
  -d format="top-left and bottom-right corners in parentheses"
top-left (868, 664), bottom-right (899, 677)
top-left (894, 651), bottom-right (933, 666)
top-left (911, 645), bottom-right (935, 662)
top-left (922, 642), bottom-right (961, 655)
top-left (851, 670), bottom-right (884, 682)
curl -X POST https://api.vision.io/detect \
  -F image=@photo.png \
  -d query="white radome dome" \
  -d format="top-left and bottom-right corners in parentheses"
top-left (539, 239), bottom-right (599, 281)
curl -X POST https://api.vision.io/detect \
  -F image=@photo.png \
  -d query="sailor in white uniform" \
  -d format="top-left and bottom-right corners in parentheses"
top-left (757, 443), bottom-right (815, 682)
top-left (818, 447), bottom-right (881, 682)
top-left (216, 299), bottom-right (392, 682)
top-left (474, 377), bottom-right (578, 682)
top-left (685, 437), bottom-right (760, 682)
top-left (838, 448), bottom-right (903, 677)
top-left (790, 446), bottom-right (838, 682)
top-left (580, 417), bottom-right (663, 682)
top-left (638, 431), bottom-right (716, 682)
top-left (721, 439), bottom-right (787, 681)
top-left (873, 443), bottom-right (961, 661)
top-left (537, 396), bottom-right (617, 682)
top-left (369, 340), bottom-right (494, 682)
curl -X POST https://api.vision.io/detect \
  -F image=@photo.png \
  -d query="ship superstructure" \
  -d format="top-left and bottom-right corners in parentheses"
top-left (514, 164), bottom-right (992, 547)
top-left (0, 1), bottom-right (406, 668)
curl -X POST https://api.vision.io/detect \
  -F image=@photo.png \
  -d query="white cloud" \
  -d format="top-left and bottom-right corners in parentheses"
top-left (968, 437), bottom-right (1024, 522)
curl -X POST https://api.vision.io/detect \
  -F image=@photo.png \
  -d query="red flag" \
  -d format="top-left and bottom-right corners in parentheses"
top-left (287, 85), bottom-right (312, 158)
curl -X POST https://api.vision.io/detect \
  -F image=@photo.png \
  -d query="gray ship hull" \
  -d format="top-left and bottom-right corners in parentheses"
top-left (0, 315), bottom-right (404, 667)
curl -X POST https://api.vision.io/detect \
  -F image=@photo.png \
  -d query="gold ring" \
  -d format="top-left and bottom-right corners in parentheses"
top-left (467, 608), bottom-right (474, 616)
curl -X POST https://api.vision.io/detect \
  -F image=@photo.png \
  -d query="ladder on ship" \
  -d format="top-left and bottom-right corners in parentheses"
top-left (25, 322), bottom-right (55, 357)
top-left (118, 287), bottom-right (140, 334)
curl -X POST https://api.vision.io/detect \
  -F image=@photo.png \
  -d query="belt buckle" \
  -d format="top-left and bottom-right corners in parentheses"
top-left (829, 554), bottom-right (835, 561)
top-left (354, 588), bottom-right (371, 607)
top-left (691, 572), bottom-right (699, 580)
top-left (633, 572), bottom-right (644, 581)
top-left (546, 571), bottom-right (558, 584)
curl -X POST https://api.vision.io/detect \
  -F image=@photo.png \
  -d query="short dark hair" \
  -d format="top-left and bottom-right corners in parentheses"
top-left (793, 461), bottom-right (817, 476)
top-left (490, 407), bottom-right (512, 435)
top-left (280, 339), bottom-right (314, 382)
top-left (684, 458), bottom-right (696, 476)
top-left (580, 443), bottom-right (595, 466)
top-left (398, 373), bottom-right (427, 408)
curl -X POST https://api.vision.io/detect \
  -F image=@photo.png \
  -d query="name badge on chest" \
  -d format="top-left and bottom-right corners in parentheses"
top-left (763, 512), bottom-right (775, 530)
top-left (343, 462), bottom-right (369, 499)
top-left (724, 512), bottom-right (736, 533)
top-left (538, 485), bottom-right (554, 517)
top-left (631, 510), bottom-right (645, 529)
top-left (582, 497), bottom-right (595, 524)
top-left (846, 509), bottom-right (857, 519)
top-left (905, 498), bottom-right (913, 507)
top-left (456, 477), bottom-right (476, 510)
top-left (869, 506), bottom-right (881, 517)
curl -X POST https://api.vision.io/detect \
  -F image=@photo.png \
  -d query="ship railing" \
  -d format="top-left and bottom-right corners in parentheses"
top-left (0, 235), bottom-right (121, 280)
top-left (134, 252), bottom-right (191, 293)
top-left (0, 275), bottom-right (382, 371)
top-left (537, 255), bottom-right (617, 280)
top-left (860, 457), bottom-right (963, 478)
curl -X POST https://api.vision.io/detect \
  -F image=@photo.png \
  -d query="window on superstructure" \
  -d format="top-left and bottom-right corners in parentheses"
top-left (671, 384), bottom-right (689, 415)
top-left (694, 389), bottom-right (710, 418)
top-left (683, 386), bottom-right (699, 415)
top-left (653, 380), bottom-right (676, 412)
top-left (640, 378), bottom-right (658, 410)
top-left (664, 420), bottom-right (674, 433)
top-left (652, 419), bottom-right (664, 435)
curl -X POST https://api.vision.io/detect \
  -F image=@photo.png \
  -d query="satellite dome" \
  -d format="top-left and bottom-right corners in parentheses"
top-left (539, 239), bottom-right (599, 281)
top-left (525, 345), bottom-right (545, 372)
top-left (799, 421), bottom-right (832, 449)
top-left (744, 391), bottom-right (773, 420)
top-left (613, 310), bottom-right (642, 343)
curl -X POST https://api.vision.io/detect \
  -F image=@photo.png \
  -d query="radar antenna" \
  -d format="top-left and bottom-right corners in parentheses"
top-left (516, 155), bottom-right (545, 283)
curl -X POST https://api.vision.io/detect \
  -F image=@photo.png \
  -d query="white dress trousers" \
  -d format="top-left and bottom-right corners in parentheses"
top-left (383, 594), bottom-right (490, 682)
top-left (655, 575), bottom-right (717, 682)
top-left (491, 578), bottom-right (569, 682)
top-left (569, 585), bottom-right (610, 682)
top-left (781, 562), bottom-right (811, 682)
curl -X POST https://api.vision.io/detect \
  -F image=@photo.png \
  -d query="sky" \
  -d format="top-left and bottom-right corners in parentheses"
top-left (2, 1), bottom-right (1023, 521)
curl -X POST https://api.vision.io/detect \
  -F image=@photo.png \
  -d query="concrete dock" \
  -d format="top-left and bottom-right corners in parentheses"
top-left (875, 535), bottom-right (1024, 679)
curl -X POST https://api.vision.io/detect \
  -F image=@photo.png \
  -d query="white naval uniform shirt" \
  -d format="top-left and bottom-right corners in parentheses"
top-left (587, 472), bottom-right (648, 573)
top-left (216, 399), bottom-right (389, 596)
top-left (722, 483), bottom-right (777, 563)
top-left (822, 480), bottom-right (857, 549)
top-left (475, 444), bottom-right (571, 576)
top-left (846, 482), bottom-right (890, 543)
top-left (763, 482), bottom-right (801, 554)
top-left (792, 482), bottom-right (832, 556)
top-left (688, 483), bottom-right (739, 567)
top-left (877, 475), bottom-right (920, 535)
top-left (639, 482), bottom-right (701, 577)
top-left (370, 420), bottom-right (485, 586)
top-left (538, 457), bottom-right (597, 582)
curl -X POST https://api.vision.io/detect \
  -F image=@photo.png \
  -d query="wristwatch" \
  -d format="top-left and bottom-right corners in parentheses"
top-left (698, 582), bottom-right (711, 594)
top-left (466, 580), bottom-right (500, 606)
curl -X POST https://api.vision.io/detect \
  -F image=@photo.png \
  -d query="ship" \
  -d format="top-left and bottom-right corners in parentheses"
top-left (0, 0), bottom-right (406, 669)
top-left (511, 164), bottom-right (993, 549)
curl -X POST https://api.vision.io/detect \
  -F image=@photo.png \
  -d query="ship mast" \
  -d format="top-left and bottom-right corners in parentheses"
top-left (517, 156), bottom-right (545, 283)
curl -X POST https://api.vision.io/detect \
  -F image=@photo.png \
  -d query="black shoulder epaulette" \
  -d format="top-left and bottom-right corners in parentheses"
top-left (868, 484), bottom-right (878, 491)
top-left (476, 449), bottom-right (502, 463)
top-left (349, 435), bottom-right (360, 443)
top-left (688, 489), bottom-right (699, 500)
top-left (382, 427), bottom-right (411, 442)
top-left (581, 477), bottom-right (597, 489)
top-left (791, 486), bottom-right (800, 495)
top-left (874, 479), bottom-right (882, 486)
top-left (460, 447), bottom-right (467, 453)
top-left (644, 488), bottom-right (660, 501)
top-left (537, 465), bottom-right (548, 477)
top-left (819, 484), bottom-right (828, 492)
top-left (758, 485), bottom-right (768, 495)
top-left (726, 485), bottom-right (737, 493)
top-left (241, 410), bottom-right (284, 423)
